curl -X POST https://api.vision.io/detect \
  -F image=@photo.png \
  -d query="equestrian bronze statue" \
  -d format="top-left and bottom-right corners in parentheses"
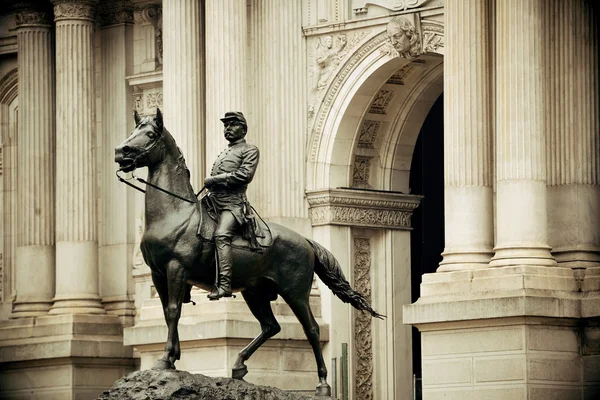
top-left (114, 109), bottom-right (383, 397)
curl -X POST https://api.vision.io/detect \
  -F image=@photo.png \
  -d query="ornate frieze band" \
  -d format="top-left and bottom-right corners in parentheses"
top-left (306, 188), bottom-right (421, 229)
top-left (53, 0), bottom-right (98, 22)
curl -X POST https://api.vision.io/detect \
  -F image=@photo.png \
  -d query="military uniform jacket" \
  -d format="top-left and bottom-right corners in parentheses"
top-left (209, 138), bottom-right (259, 194)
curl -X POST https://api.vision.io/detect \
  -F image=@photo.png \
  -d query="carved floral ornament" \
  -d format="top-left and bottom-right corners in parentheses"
top-left (97, 0), bottom-right (134, 27)
top-left (15, 9), bottom-right (52, 27)
top-left (52, 0), bottom-right (97, 21)
top-left (306, 189), bottom-right (421, 230)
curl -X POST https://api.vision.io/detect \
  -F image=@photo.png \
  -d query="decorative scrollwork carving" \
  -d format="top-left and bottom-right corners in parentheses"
top-left (97, 0), bottom-right (134, 28)
top-left (15, 10), bottom-right (52, 27)
top-left (307, 189), bottom-right (420, 229)
top-left (354, 237), bottom-right (373, 400)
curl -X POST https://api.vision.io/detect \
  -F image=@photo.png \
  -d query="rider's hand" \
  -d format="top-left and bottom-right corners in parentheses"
top-left (204, 176), bottom-right (216, 188)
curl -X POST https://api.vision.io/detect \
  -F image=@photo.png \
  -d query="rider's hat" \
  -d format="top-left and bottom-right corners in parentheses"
top-left (220, 111), bottom-right (247, 127)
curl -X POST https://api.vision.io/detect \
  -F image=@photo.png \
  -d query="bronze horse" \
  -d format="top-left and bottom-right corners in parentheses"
top-left (114, 109), bottom-right (383, 396)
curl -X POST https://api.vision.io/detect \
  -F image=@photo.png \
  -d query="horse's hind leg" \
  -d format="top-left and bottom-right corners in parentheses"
top-left (283, 294), bottom-right (331, 397)
top-left (232, 290), bottom-right (281, 379)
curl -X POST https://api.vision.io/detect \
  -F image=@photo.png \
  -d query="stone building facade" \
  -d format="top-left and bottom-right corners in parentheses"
top-left (0, 0), bottom-right (598, 399)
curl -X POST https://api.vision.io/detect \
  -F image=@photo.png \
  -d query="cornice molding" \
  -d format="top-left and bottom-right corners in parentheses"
top-left (306, 188), bottom-right (421, 229)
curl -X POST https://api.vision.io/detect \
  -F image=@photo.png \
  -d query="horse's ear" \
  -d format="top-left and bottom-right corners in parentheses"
top-left (156, 108), bottom-right (163, 128)
top-left (134, 110), bottom-right (141, 126)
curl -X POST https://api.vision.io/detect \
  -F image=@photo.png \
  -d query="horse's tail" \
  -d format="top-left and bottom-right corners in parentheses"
top-left (306, 239), bottom-right (385, 319)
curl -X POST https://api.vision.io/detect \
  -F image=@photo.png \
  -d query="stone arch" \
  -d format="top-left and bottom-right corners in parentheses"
top-left (307, 29), bottom-right (444, 192)
top-left (305, 25), bottom-right (444, 400)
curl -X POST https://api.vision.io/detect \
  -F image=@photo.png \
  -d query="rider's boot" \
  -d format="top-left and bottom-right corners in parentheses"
top-left (208, 236), bottom-right (233, 300)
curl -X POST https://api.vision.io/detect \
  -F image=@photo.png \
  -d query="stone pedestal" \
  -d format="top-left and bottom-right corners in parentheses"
top-left (0, 314), bottom-right (136, 399)
top-left (404, 266), bottom-right (600, 400)
top-left (51, 0), bottom-right (104, 314)
top-left (12, 4), bottom-right (55, 318)
top-left (439, 0), bottom-right (493, 272)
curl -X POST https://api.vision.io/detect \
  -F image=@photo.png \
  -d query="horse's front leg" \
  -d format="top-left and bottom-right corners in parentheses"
top-left (151, 261), bottom-right (187, 369)
top-left (164, 260), bottom-right (186, 366)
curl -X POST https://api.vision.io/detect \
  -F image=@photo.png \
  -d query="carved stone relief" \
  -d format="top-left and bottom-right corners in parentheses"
top-left (15, 9), bottom-right (52, 27)
top-left (309, 32), bottom-right (388, 162)
top-left (384, 16), bottom-right (422, 60)
top-left (353, 237), bottom-right (373, 400)
top-left (357, 120), bottom-right (380, 148)
top-left (132, 87), bottom-right (163, 116)
top-left (53, 1), bottom-right (97, 21)
top-left (422, 21), bottom-right (444, 54)
top-left (97, 0), bottom-right (134, 28)
top-left (306, 189), bottom-right (420, 229)
top-left (353, 155), bottom-right (372, 188)
top-left (369, 90), bottom-right (395, 114)
top-left (308, 30), bottom-right (370, 121)
top-left (135, 4), bottom-right (163, 70)
top-left (387, 63), bottom-right (417, 85)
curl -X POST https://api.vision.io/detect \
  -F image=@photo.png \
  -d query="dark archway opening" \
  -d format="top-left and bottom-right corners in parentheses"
top-left (409, 93), bottom-right (445, 391)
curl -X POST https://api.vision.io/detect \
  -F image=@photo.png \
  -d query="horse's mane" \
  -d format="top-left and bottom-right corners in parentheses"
top-left (142, 115), bottom-right (191, 179)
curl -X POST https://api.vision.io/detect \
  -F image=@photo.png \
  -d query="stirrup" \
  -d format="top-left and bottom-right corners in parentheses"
top-left (207, 286), bottom-right (234, 300)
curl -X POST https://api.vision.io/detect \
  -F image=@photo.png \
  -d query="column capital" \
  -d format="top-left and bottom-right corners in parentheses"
top-left (52, 0), bottom-right (98, 22)
top-left (14, 2), bottom-right (53, 27)
top-left (97, 0), bottom-right (134, 28)
top-left (137, 3), bottom-right (162, 26)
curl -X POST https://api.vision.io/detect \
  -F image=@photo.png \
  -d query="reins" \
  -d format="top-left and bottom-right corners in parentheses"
top-left (116, 169), bottom-right (205, 203)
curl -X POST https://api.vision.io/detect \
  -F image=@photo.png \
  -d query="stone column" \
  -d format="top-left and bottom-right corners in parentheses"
top-left (438, 0), bottom-right (494, 271)
top-left (490, 0), bottom-right (556, 267)
top-left (205, 0), bottom-right (246, 172)
top-left (546, 0), bottom-right (600, 268)
top-left (250, 0), bottom-right (308, 229)
top-left (162, 0), bottom-right (204, 190)
top-left (50, 0), bottom-right (105, 314)
top-left (98, 0), bottom-right (136, 323)
top-left (11, 4), bottom-right (56, 317)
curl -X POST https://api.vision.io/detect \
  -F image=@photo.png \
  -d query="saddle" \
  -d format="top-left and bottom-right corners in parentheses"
top-left (197, 196), bottom-right (273, 251)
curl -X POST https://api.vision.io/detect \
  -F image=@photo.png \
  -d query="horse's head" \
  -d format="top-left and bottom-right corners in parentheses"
top-left (115, 109), bottom-right (165, 172)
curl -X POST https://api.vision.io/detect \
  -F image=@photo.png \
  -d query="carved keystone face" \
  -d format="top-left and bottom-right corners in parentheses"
top-left (387, 25), bottom-right (410, 54)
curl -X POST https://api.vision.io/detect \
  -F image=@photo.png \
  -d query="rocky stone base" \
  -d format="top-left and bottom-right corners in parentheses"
top-left (97, 369), bottom-right (328, 400)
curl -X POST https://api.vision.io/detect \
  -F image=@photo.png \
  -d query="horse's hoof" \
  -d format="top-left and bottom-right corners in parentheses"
top-left (232, 365), bottom-right (248, 380)
top-left (315, 382), bottom-right (331, 397)
top-left (152, 359), bottom-right (175, 370)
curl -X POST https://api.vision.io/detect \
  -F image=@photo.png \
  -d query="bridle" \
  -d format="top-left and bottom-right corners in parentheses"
top-left (116, 125), bottom-right (204, 203)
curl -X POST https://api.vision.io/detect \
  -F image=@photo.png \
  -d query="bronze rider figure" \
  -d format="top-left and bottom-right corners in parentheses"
top-left (203, 111), bottom-right (260, 300)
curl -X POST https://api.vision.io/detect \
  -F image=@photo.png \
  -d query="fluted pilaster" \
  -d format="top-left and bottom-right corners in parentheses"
top-left (205, 0), bottom-right (247, 172)
top-left (51, 0), bottom-right (105, 314)
top-left (162, 0), bottom-right (204, 190)
top-left (12, 4), bottom-right (56, 317)
top-left (439, 0), bottom-right (494, 271)
top-left (546, 0), bottom-right (600, 268)
top-left (250, 0), bottom-right (307, 220)
top-left (491, 0), bottom-right (555, 267)
top-left (98, 0), bottom-right (136, 322)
